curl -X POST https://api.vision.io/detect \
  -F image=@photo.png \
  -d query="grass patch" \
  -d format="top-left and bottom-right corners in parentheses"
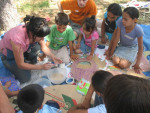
top-left (17, 0), bottom-right (49, 14)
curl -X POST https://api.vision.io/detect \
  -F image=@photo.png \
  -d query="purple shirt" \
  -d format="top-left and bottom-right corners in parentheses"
top-left (117, 18), bottom-right (144, 46)
top-left (0, 25), bottom-right (30, 56)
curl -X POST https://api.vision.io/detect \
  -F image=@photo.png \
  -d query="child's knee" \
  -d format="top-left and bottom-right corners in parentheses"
top-left (63, 58), bottom-right (70, 64)
top-left (112, 56), bottom-right (120, 65)
top-left (119, 59), bottom-right (131, 69)
top-left (75, 49), bottom-right (82, 54)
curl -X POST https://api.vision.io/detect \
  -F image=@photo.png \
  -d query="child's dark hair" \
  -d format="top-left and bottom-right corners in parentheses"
top-left (55, 12), bottom-right (69, 25)
top-left (104, 74), bottom-right (150, 113)
top-left (83, 15), bottom-right (96, 32)
top-left (107, 3), bottom-right (122, 16)
top-left (92, 70), bottom-right (113, 94)
top-left (24, 15), bottom-right (50, 42)
top-left (17, 84), bottom-right (44, 113)
top-left (123, 7), bottom-right (139, 19)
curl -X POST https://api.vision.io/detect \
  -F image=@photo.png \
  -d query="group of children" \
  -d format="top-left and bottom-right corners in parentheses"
top-left (0, 1), bottom-right (146, 113)
top-left (4, 70), bottom-right (148, 113)
top-left (40, 3), bottom-right (143, 74)
top-left (68, 70), bottom-right (150, 113)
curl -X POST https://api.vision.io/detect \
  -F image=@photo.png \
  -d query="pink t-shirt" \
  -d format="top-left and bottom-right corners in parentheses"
top-left (80, 28), bottom-right (99, 47)
top-left (0, 25), bottom-right (30, 56)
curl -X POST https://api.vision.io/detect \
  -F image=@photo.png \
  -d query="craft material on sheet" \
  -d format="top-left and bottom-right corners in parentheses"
top-left (44, 85), bottom-right (85, 113)
top-left (76, 78), bottom-right (90, 95)
top-left (93, 54), bottom-right (106, 69)
top-left (48, 68), bottom-right (67, 85)
top-left (71, 58), bottom-right (98, 81)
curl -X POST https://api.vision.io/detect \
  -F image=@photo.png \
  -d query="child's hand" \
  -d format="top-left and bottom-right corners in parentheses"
top-left (70, 54), bottom-right (78, 60)
top-left (101, 38), bottom-right (108, 44)
top-left (104, 49), bottom-right (109, 56)
top-left (52, 57), bottom-right (63, 64)
top-left (87, 55), bottom-right (93, 60)
top-left (132, 64), bottom-right (142, 74)
top-left (106, 50), bottom-right (114, 60)
top-left (105, 50), bottom-right (111, 60)
top-left (42, 63), bottom-right (55, 70)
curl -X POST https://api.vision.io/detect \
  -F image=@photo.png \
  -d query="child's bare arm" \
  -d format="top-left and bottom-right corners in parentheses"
top-left (81, 84), bottom-right (94, 108)
top-left (77, 34), bottom-right (83, 45)
top-left (107, 29), bottom-right (117, 51)
top-left (46, 41), bottom-right (50, 47)
top-left (87, 40), bottom-right (96, 60)
top-left (133, 37), bottom-right (143, 73)
top-left (109, 27), bottom-right (120, 57)
top-left (68, 41), bottom-right (78, 60)
top-left (5, 89), bottom-right (19, 97)
top-left (101, 19), bottom-right (107, 43)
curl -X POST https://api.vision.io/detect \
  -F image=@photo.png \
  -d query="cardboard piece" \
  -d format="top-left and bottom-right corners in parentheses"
top-left (93, 54), bottom-right (106, 69)
top-left (44, 85), bottom-right (85, 113)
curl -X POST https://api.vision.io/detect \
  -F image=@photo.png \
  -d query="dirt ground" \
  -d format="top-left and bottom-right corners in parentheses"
top-left (18, 0), bottom-right (111, 26)
top-left (18, 0), bottom-right (149, 26)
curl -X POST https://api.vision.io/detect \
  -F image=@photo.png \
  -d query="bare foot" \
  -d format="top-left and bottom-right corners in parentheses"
top-left (75, 49), bottom-right (82, 54)
top-left (5, 81), bottom-right (11, 88)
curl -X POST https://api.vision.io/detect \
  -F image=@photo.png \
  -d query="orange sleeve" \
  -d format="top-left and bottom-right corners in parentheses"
top-left (86, 0), bottom-right (97, 17)
top-left (61, 0), bottom-right (76, 10)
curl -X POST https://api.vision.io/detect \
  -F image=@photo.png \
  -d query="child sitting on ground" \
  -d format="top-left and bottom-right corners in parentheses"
top-left (105, 7), bottom-right (143, 74)
top-left (104, 74), bottom-right (150, 113)
top-left (73, 16), bottom-right (99, 60)
top-left (45, 12), bottom-right (78, 64)
top-left (0, 77), bottom-right (20, 97)
top-left (1, 81), bottom-right (19, 97)
top-left (99, 3), bottom-right (122, 44)
top-left (68, 70), bottom-right (113, 113)
top-left (17, 84), bottom-right (61, 113)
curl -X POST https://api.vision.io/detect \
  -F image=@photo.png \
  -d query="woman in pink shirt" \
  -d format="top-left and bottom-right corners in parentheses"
top-left (0, 15), bottom-right (62, 83)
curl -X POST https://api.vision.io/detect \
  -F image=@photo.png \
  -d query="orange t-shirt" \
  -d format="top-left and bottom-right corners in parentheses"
top-left (61, 0), bottom-right (97, 25)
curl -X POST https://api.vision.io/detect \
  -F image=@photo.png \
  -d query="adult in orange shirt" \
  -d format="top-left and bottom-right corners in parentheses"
top-left (57, 0), bottom-right (97, 38)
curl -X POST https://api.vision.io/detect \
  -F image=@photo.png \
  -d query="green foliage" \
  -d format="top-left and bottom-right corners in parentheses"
top-left (17, 0), bottom-right (49, 13)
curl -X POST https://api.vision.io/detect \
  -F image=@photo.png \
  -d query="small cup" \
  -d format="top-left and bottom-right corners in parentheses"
top-left (66, 77), bottom-right (74, 85)
top-left (59, 63), bottom-right (65, 68)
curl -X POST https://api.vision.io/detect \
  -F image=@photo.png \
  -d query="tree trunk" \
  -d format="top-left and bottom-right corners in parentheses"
top-left (0, 0), bottom-right (20, 31)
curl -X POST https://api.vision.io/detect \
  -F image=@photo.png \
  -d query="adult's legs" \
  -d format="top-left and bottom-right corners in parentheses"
top-left (69, 19), bottom-right (81, 38)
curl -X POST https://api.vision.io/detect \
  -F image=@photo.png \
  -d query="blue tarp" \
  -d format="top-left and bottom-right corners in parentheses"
top-left (140, 24), bottom-right (150, 52)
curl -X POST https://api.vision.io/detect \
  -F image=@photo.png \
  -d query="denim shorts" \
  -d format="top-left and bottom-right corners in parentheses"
top-left (113, 44), bottom-right (138, 63)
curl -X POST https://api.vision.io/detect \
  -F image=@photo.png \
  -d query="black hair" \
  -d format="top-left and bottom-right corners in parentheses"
top-left (55, 12), bottom-right (69, 25)
top-left (107, 3), bottom-right (122, 16)
top-left (24, 15), bottom-right (50, 42)
top-left (104, 74), bottom-right (150, 113)
top-left (17, 84), bottom-right (44, 113)
top-left (92, 70), bottom-right (113, 94)
top-left (83, 15), bottom-right (96, 32)
top-left (123, 7), bottom-right (139, 19)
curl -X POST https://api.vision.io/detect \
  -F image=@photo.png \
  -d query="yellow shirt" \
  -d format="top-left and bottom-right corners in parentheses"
top-left (61, 0), bottom-right (97, 25)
